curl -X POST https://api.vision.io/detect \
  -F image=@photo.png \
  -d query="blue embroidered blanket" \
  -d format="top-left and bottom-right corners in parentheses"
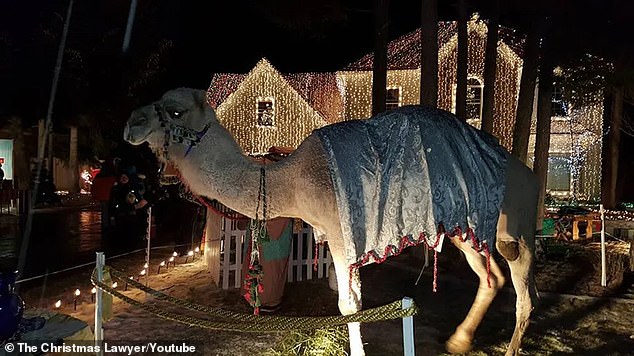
top-left (315, 106), bottom-right (508, 267)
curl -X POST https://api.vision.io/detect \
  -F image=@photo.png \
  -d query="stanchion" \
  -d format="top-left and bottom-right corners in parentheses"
top-left (94, 252), bottom-right (105, 355)
top-left (402, 297), bottom-right (415, 356)
top-left (145, 206), bottom-right (152, 285)
top-left (600, 204), bottom-right (606, 286)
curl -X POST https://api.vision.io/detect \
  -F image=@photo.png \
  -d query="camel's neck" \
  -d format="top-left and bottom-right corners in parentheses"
top-left (165, 121), bottom-right (294, 219)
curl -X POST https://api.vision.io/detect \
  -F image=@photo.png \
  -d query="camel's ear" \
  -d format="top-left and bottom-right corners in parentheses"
top-left (194, 89), bottom-right (218, 123)
top-left (191, 89), bottom-right (207, 108)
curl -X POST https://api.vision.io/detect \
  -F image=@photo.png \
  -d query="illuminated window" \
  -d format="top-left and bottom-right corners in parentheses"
top-left (547, 155), bottom-right (571, 192)
top-left (466, 77), bottom-right (483, 122)
top-left (386, 87), bottom-right (402, 110)
top-left (451, 77), bottom-right (483, 129)
top-left (256, 97), bottom-right (275, 127)
top-left (551, 85), bottom-right (568, 117)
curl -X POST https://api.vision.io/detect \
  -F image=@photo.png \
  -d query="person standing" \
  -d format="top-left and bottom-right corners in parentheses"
top-left (109, 170), bottom-right (148, 247)
top-left (92, 160), bottom-right (117, 230)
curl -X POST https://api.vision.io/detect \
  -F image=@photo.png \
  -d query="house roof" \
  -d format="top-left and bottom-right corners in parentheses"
top-left (207, 73), bottom-right (247, 109)
top-left (342, 19), bottom-right (525, 71)
top-left (207, 60), bottom-right (344, 124)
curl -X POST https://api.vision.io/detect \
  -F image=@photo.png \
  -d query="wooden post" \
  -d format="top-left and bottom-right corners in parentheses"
top-left (630, 236), bottom-right (634, 272)
top-left (204, 209), bottom-right (222, 285)
top-left (402, 297), bottom-right (415, 356)
top-left (94, 252), bottom-right (104, 354)
top-left (145, 206), bottom-right (151, 285)
top-left (600, 205), bottom-right (606, 286)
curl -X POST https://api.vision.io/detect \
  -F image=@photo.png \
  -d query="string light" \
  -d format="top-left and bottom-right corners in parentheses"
top-left (209, 59), bottom-right (331, 155)
top-left (207, 17), bottom-right (602, 202)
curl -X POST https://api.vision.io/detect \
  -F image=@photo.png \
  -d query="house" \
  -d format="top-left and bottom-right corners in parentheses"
top-left (207, 17), bottom-right (603, 202)
top-left (207, 58), bottom-right (343, 155)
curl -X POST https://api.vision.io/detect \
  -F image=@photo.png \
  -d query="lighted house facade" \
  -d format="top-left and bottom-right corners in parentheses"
top-left (207, 58), bottom-right (343, 155)
top-left (207, 18), bottom-right (603, 201)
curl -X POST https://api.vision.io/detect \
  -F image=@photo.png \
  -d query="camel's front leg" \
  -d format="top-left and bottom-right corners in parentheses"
top-left (332, 258), bottom-right (364, 356)
top-left (446, 237), bottom-right (506, 354)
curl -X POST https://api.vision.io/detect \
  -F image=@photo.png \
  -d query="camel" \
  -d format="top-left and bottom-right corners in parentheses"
top-left (124, 88), bottom-right (539, 356)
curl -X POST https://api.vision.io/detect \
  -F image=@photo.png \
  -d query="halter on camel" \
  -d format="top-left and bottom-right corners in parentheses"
top-left (153, 104), bottom-right (211, 158)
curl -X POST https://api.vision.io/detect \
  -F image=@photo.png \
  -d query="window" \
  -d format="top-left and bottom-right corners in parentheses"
top-left (256, 97), bottom-right (275, 127)
top-left (451, 77), bottom-right (484, 129)
top-left (547, 155), bottom-right (571, 191)
top-left (465, 77), bottom-right (483, 122)
top-left (551, 85), bottom-right (568, 117)
top-left (386, 87), bottom-right (402, 110)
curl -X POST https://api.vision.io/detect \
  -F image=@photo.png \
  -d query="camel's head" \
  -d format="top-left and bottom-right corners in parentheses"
top-left (124, 88), bottom-right (215, 151)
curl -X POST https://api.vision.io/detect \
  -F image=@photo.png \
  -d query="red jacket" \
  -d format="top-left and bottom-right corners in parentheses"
top-left (91, 176), bottom-right (116, 201)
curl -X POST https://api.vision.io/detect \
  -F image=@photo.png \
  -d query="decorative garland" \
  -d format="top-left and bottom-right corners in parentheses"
top-left (349, 224), bottom-right (491, 293)
top-left (243, 167), bottom-right (268, 315)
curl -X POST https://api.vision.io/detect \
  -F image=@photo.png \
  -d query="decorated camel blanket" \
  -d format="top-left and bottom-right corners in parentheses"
top-left (315, 106), bottom-right (508, 268)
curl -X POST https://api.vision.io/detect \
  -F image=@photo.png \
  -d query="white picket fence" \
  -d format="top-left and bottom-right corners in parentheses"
top-left (218, 218), bottom-right (332, 290)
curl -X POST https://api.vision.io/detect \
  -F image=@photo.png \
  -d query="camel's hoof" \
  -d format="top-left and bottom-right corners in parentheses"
top-left (498, 240), bottom-right (520, 261)
top-left (446, 333), bottom-right (473, 354)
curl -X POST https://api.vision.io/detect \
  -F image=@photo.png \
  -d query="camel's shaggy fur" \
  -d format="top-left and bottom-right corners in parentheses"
top-left (125, 88), bottom-right (539, 356)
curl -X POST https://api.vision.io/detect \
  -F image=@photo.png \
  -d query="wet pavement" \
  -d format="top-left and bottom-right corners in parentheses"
top-left (0, 200), bottom-right (202, 281)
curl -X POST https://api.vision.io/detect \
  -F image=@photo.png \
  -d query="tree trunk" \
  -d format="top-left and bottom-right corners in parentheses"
top-left (455, 0), bottom-right (468, 120)
top-left (603, 85), bottom-right (623, 209)
top-left (511, 17), bottom-right (542, 163)
top-left (419, 0), bottom-right (438, 107)
top-left (481, 0), bottom-right (499, 134)
top-left (5, 118), bottom-right (30, 190)
top-left (372, 0), bottom-right (389, 116)
top-left (69, 126), bottom-right (79, 193)
top-left (533, 44), bottom-right (554, 231)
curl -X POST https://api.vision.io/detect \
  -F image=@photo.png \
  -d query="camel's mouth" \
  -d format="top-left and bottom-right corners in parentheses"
top-left (124, 107), bottom-right (163, 146)
top-left (124, 123), bottom-right (153, 145)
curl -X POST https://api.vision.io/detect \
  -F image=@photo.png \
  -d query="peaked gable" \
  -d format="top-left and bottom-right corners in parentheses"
top-left (208, 58), bottom-right (329, 154)
top-left (343, 19), bottom-right (524, 71)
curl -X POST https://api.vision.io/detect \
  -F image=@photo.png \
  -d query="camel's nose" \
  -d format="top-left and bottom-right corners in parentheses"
top-left (128, 112), bottom-right (149, 127)
top-left (123, 122), bottom-right (131, 141)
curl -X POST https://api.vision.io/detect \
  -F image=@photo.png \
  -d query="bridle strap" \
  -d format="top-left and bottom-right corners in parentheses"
top-left (153, 103), bottom-right (211, 159)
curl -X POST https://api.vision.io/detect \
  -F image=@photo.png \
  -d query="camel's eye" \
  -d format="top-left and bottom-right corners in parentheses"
top-left (167, 108), bottom-right (185, 119)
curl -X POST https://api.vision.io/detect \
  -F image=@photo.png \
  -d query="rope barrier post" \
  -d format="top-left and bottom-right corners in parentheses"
top-left (94, 252), bottom-right (105, 355)
top-left (600, 204), bottom-right (606, 287)
top-left (145, 206), bottom-right (152, 286)
top-left (402, 297), bottom-right (415, 356)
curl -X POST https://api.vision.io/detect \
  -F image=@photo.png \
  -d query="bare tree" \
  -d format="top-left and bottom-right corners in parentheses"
top-left (419, 0), bottom-right (438, 107)
top-left (603, 57), bottom-right (625, 209)
top-left (511, 16), bottom-right (543, 163)
top-left (455, 0), bottom-right (468, 120)
top-left (533, 30), bottom-right (554, 230)
top-left (481, 0), bottom-right (499, 134)
top-left (372, 0), bottom-right (389, 115)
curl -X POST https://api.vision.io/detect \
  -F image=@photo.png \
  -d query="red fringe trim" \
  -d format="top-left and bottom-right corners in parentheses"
top-left (348, 224), bottom-right (491, 293)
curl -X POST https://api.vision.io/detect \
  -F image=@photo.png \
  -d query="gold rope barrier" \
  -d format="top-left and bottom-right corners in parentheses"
top-left (91, 267), bottom-right (418, 332)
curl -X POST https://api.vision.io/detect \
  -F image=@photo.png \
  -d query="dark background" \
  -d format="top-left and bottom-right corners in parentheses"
top-left (1, 0), bottom-right (633, 199)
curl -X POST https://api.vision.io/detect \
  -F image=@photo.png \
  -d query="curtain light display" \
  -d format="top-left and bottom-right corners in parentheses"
top-left (208, 59), bottom-right (332, 155)
top-left (207, 18), bottom-right (604, 201)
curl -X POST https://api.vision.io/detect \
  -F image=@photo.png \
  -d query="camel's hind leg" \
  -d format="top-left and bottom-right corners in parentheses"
top-left (446, 237), bottom-right (507, 354)
top-left (502, 236), bottom-right (536, 356)
top-left (497, 155), bottom-right (539, 356)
